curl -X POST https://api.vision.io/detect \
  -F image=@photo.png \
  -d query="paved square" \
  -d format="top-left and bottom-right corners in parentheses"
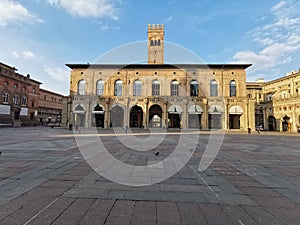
top-left (0, 127), bottom-right (299, 225)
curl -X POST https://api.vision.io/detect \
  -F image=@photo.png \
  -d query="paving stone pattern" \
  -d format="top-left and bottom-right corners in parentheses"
top-left (0, 127), bottom-right (299, 224)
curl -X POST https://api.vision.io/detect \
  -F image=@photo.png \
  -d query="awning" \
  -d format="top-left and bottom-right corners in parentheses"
top-left (92, 110), bottom-right (104, 114)
top-left (73, 110), bottom-right (86, 114)
top-left (188, 105), bottom-right (203, 114)
top-left (229, 105), bottom-right (243, 115)
top-left (168, 105), bottom-right (183, 114)
top-left (208, 105), bottom-right (223, 114)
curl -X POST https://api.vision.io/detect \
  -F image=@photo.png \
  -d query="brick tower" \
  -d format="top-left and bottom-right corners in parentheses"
top-left (148, 24), bottom-right (164, 64)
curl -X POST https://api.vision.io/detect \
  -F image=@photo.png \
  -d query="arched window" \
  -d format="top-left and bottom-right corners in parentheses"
top-left (157, 40), bottom-right (161, 46)
top-left (3, 92), bottom-right (9, 104)
top-left (190, 80), bottom-right (198, 97)
top-left (210, 80), bottom-right (218, 97)
top-left (150, 40), bottom-right (154, 46)
top-left (114, 80), bottom-right (122, 96)
top-left (21, 96), bottom-right (27, 106)
top-left (78, 80), bottom-right (86, 95)
top-left (230, 80), bottom-right (236, 97)
top-left (133, 80), bottom-right (142, 96)
top-left (96, 80), bottom-right (104, 96)
top-left (152, 80), bottom-right (160, 96)
top-left (171, 80), bottom-right (179, 96)
top-left (13, 94), bottom-right (19, 105)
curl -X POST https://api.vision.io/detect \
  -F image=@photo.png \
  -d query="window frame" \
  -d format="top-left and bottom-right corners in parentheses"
top-left (3, 92), bottom-right (9, 104)
top-left (229, 80), bottom-right (237, 97)
top-left (170, 80), bottom-right (179, 96)
top-left (210, 80), bottom-right (218, 97)
top-left (96, 80), bottom-right (104, 96)
top-left (133, 80), bottom-right (142, 96)
top-left (78, 80), bottom-right (86, 95)
top-left (190, 80), bottom-right (198, 97)
top-left (114, 80), bottom-right (122, 96)
top-left (152, 80), bottom-right (160, 96)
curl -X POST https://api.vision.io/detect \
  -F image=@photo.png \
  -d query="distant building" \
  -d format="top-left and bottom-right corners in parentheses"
top-left (66, 24), bottom-right (254, 131)
top-left (38, 89), bottom-right (64, 125)
top-left (247, 71), bottom-right (300, 132)
top-left (0, 62), bottom-right (64, 127)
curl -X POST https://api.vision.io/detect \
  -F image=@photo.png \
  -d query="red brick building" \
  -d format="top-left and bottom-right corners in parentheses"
top-left (0, 62), bottom-right (64, 127)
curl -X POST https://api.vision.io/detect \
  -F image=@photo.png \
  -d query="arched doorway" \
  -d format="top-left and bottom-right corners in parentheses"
top-left (168, 105), bottom-right (182, 128)
top-left (130, 105), bottom-right (143, 128)
top-left (208, 105), bottom-right (223, 129)
top-left (268, 115), bottom-right (276, 131)
top-left (110, 105), bottom-right (124, 127)
top-left (188, 105), bottom-right (203, 129)
top-left (282, 115), bottom-right (290, 132)
top-left (229, 105), bottom-right (243, 129)
top-left (92, 104), bottom-right (104, 128)
top-left (73, 104), bottom-right (85, 127)
top-left (149, 104), bottom-right (162, 128)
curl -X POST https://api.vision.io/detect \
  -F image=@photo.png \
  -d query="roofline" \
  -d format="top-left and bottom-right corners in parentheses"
top-left (66, 63), bottom-right (252, 70)
top-left (39, 88), bottom-right (65, 97)
top-left (0, 61), bottom-right (17, 70)
top-left (265, 71), bottom-right (300, 85)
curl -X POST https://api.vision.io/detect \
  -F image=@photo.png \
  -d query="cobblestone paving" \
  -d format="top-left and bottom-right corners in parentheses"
top-left (0, 127), bottom-right (299, 225)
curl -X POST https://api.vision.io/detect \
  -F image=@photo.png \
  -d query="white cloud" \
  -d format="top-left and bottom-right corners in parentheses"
top-left (44, 66), bottom-right (69, 82)
top-left (11, 50), bottom-right (35, 59)
top-left (0, 0), bottom-right (43, 27)
top-left (271, 0), bottom-right (286, 12)
top-left (12, 51), bottom-right (20, 58)
top-left (22, 51), bottom-right (35, 59)
top-left (232, 0), bottom-right (300, 75)
top-left (47, 0), bottom-right (119, 19)
top-left (164, 16), bottom-right (173, 23)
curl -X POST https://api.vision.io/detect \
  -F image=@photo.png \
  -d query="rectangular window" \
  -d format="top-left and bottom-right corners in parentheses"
top-left (171, 84), bottom-right (178, 96)
top-left (133, 82), bottom-right (141, 96)
top-left (152, 83), bottom-right (160, 96)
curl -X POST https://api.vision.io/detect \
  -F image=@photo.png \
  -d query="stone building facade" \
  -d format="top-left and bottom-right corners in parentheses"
top-left (67, 24), bottom-right (254, 131)
top-left (247, 71), bottom-right (300, 132)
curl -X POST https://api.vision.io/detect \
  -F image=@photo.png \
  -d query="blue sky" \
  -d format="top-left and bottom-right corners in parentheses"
top-left (0, 0), bottom-right (300, 95)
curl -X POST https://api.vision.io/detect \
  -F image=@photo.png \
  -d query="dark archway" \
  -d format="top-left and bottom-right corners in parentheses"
top-left (149, 104), bottom-right (162, 128)
top-left (92, 104), bottom-right (104, 128)
top-left (110, 105), bottom-right (124, 127)
top-left (130, 105), bottom-right (143, 128)
top-left (268, 115), bottom-right (276, 131)
top-left (282, 115), bottom-right (290, 132)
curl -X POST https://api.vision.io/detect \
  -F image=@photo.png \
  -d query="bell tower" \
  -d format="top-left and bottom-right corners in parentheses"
top-left (148, 24), bottom-right (164, 64)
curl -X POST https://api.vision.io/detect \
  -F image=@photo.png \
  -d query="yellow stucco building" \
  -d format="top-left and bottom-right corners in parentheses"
top-left (247, 71), bottom-right (300, 132)
top-left (66, 24), bottom-right (254, 131)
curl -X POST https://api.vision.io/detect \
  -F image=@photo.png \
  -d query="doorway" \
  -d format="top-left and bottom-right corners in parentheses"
top-left (130, 105), bottom-right (143, 128)
top-left (229, 114), bottom-right (240, 129)
top-left (149, 105), bottom-right (162, 128)
top-left (110, 105), bottom-right (124, 127)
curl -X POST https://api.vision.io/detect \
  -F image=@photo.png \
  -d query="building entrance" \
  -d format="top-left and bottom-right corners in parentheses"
top-left (110, 105), bottom-right (124, 127)
top-left (130, 105), bottom-right (143, 128)
top-left (149, 105), bottom-right (162, 128)
top-left (229, 115), bottom-right (240, 129)
top-left (92, 104), bottom-right (104, 128)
